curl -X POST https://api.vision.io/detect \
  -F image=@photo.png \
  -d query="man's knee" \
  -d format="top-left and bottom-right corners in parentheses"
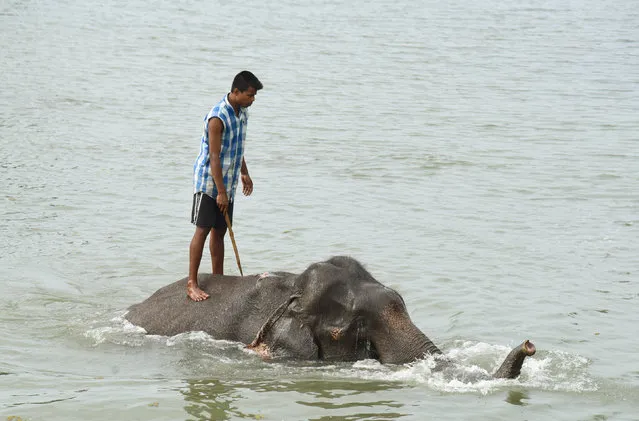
top-left (194, 225), bottom-right (211, 239)
top-left (211, 226), bottom-right (227, 239)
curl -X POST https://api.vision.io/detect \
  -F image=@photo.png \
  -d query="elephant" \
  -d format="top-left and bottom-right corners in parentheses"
top-left (125, 256), bottom-right (535, 379)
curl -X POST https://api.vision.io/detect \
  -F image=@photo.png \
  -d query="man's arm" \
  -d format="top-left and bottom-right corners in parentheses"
top-left (208, 117), bottom-right (229, 212)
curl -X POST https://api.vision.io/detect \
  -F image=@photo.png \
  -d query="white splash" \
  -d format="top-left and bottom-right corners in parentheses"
top-left (310, 341), bottom-right (598, 395)
top-left (83, 312), bottom-right (147, 346)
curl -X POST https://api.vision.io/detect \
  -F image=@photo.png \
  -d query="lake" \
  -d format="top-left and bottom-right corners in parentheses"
top-left (1, 0), bottom-right (638, 419)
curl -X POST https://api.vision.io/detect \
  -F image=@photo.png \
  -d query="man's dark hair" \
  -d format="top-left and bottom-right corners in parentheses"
top-left (232, 71), bottom-right (263, 92)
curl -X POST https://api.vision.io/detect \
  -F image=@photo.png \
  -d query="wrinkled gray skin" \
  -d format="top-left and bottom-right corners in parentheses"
top-left (126, 256), bottom-right (535, 379)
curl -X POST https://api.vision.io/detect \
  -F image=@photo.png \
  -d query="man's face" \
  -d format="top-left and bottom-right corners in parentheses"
top-left (234, 87), bottom-right (257, 108)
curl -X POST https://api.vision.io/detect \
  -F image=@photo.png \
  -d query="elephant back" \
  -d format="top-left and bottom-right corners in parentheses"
top-left (125, 272), bottom-right (298, 343)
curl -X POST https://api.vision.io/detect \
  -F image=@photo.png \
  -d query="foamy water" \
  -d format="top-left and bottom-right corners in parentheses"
top-left (83, 315), bottom-right (599, 397)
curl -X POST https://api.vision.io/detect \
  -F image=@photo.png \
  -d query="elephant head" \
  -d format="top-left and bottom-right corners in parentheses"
top-left (247, 256), bottom-right (438, 363)
top-left (247, 256), bottom-right (535, 379)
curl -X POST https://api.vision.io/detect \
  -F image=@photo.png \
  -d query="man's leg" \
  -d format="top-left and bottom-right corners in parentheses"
top-left (210, 226), bottom-right (227, 275)
top-left (187, 225), bottom-right (211, 301)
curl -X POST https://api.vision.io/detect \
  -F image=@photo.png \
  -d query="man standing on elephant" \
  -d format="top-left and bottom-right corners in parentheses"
top-left (188, 71), bottom-right (263, 301)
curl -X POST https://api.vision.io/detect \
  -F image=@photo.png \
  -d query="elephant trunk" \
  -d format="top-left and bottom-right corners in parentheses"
top-left (492, 340), bottom-right (536, 379)
top-left (371, 304), bottom-right (442, 364)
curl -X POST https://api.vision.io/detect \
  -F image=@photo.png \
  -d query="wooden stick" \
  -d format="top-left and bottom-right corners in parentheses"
top-left (224, 210), bottom-right (243, 276)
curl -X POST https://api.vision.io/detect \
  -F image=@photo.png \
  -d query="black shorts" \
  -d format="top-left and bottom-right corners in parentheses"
top-left (191, 192), bottom-right (234, 229)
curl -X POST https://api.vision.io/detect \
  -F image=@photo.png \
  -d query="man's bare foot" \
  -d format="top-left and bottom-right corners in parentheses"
top-left (187, 279), bottom-right (209, 301)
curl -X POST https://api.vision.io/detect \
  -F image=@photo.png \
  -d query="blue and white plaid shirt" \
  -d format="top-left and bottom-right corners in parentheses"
top-left (193, 94), bottom-right (248, 201)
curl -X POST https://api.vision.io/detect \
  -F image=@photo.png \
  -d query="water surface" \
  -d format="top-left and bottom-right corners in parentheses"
top-left (1, 0), bottom-right (638, 419)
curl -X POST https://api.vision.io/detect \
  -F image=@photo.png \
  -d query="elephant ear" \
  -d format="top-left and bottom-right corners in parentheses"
top-left (246, 295), bottom-right (318, 359)
top-left (250, 315), bottom-right (318, 359)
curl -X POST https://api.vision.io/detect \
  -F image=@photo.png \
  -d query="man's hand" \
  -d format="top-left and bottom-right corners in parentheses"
top-left (216, 190), bottom-right (229, 214)
top-left (241, 173), bottom-right (253, 196)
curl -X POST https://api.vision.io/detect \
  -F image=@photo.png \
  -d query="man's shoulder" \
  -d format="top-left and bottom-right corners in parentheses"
top-left (205, 101), bottom-right (233, 121)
